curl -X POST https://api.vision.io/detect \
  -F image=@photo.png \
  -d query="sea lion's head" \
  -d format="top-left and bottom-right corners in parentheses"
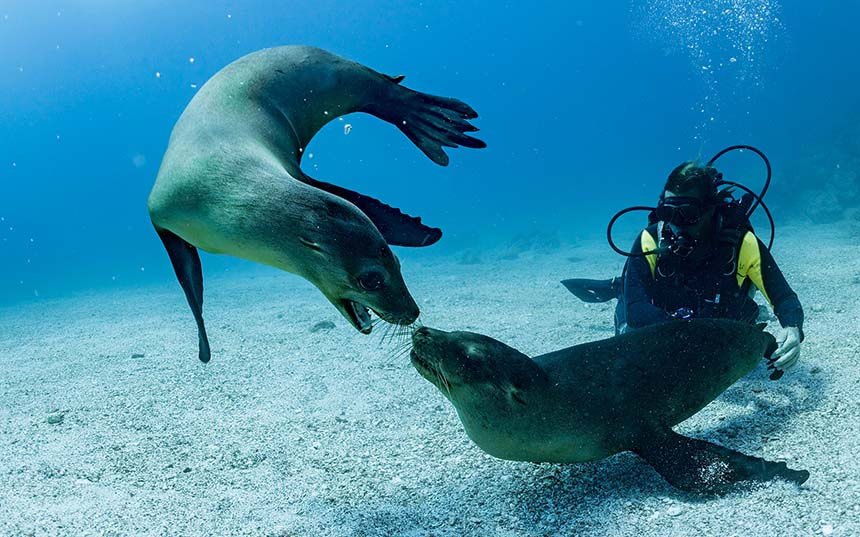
top-left (296, 199), bottom-right (419, 333)
top-left (410, 326), bottom-right (549, 414)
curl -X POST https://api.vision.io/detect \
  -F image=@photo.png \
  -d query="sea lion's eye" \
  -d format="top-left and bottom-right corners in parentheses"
top-left (357, 271), bottom-right (384, 291)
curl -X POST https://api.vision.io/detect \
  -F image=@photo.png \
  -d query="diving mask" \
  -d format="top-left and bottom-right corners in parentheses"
top-left (655, 196), bottom-right (707, 226)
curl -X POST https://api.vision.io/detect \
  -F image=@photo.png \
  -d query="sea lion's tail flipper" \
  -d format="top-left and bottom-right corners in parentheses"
top-left (303, 177), bottom-right (442, 247)
top-left (561, 277), bottom-right (621, 303)
top-left (155, 226), bottom-right (212, 362)
top-left (364, 83), bottom-right (486, 166)
top-left (633, 429), bottom-right (809, 495)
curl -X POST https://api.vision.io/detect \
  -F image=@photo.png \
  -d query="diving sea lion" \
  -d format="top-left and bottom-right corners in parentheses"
top-left (410, 319), bottom-right (809, 494)
top-left (147, 45), bottom-right (485, 362)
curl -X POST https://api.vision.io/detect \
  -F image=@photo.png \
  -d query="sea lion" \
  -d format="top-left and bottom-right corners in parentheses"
top-left (147, 45), bottom-right (485, 362)
top-left (410, 319), bottom-right (809, 494)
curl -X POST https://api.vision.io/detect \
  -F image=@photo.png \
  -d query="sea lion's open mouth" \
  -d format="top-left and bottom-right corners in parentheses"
top-left (342, 299), bottom-right (374, 333)
top-left (341, 299), bottom-right (417, 333)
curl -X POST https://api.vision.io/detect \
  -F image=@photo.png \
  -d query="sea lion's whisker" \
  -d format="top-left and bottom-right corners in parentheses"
top-left (379, 323), bottom-right (391, 342)
top-left (396, 325), bottom-right (411, 345)
top-left (391, 338), bottom-right (412, 352)
top-left (391, 326), bottom-right (404, 346)
top-left (387, 323), bottom-right (400, 345)
top-left (387, 325), bottom-right (401, 345)
top-left (377, 324), bottom-right (417, 365)
top-left (387, 343), bottom-right (411, 360)
top-left (377, 322), bottom-right (400, 346)
top-left (392, 346), bottom-right (412, 360)
top-left (440, 373), bottom-right (451, 395)
top-left (395, 324), bottom-right (412, 346)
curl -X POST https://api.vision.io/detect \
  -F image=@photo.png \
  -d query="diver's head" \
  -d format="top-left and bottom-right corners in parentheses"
top-left (657, 162), bottom-right (723, 241)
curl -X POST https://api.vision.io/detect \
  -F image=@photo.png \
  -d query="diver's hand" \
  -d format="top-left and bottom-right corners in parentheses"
top-left (772, 326), bottom-right (802, 371)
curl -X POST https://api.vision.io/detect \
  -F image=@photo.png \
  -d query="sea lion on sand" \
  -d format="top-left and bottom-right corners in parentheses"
top-left (147, 45), bottom-right (485, 362)
top-left (411, 319), bottom-right (809, 494)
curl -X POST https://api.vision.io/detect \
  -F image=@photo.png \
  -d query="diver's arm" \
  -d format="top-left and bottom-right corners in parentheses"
top-left (756, 238), bottom-right (804, 334)
top-left (750, 236), bottom-right (803, 370)
top-left (624, 233), bottom-right (671, 328)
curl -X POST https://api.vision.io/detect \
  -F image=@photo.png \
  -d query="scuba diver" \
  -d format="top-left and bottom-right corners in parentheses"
top-left (563, 146), bottom-right (803, 376)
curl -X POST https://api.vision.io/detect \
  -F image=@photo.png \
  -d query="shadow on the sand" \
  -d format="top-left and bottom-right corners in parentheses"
top-left (696, 360), bottom-right (828, 442)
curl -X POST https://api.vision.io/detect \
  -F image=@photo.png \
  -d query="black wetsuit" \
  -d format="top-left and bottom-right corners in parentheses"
top-left (615, 223), bottom-right (804, 335)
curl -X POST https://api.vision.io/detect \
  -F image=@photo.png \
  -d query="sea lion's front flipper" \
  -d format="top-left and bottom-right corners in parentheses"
top-left (303, 177), bottom-right (442, 247)
top-left (155, 226), bottom-right (212, 362)
top-left (363, 83), bottom-right (486, 166)
top-left (633, 429), bottom-right (809, 495)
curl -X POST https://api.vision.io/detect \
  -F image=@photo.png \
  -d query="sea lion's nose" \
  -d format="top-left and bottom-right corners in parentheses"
top-left (412, 325), bottom-right (443, 344)
top-left (401, 297), bottom-right (420, 324)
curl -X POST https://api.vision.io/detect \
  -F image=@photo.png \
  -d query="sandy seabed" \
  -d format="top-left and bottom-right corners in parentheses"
top-left (1, 224), bottom-right (858, 537)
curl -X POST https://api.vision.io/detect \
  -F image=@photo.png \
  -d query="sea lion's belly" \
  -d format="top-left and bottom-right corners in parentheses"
top-left (459, 410), bottom-right (626, 464)
top-left (148, 143), bottom-right (304, 271)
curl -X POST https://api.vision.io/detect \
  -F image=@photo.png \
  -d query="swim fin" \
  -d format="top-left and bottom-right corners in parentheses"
top-left (560, 277), bottom-right (621, 303)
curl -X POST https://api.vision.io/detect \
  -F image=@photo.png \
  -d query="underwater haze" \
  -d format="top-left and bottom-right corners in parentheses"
top-left (2, 0), bottom-right (858, 302)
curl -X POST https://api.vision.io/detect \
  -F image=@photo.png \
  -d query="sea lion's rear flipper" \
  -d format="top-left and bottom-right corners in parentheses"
top-left (155, 226), bottom-right (211, 362)
top-left (633, 429), bottom-right (809, 495)
top-left (363, 82), bottom-right (486, 166)
top-left (561, 277), bottom-right (621, 303)
top-left (302, 177), bottom-right (442, 247)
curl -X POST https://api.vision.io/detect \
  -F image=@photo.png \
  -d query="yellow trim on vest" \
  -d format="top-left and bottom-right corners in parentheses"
top-left (641, 229), bottom-right (772, 305)
top-left (641, 230), bottom-right (658, 278)
top-left (736, 231), bottom-right (771, 305)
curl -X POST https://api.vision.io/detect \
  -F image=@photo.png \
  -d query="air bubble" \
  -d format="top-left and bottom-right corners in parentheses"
top-left (633, 0), bottom-right (784, 139)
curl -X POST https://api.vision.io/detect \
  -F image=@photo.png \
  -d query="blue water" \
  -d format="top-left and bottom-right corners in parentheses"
top-left (1, 1), bottom-right (858, 303)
